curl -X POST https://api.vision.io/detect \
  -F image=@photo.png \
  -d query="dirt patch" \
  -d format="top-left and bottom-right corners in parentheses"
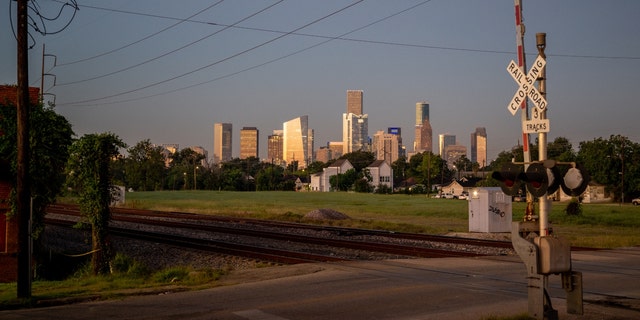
top-left (304, 208), bottom-right (350, 220)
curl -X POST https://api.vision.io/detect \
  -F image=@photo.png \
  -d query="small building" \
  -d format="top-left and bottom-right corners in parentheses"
top-left (367, 160), bottom-right (393, 192)
top-left (295, 176), bottom-right (310, 192)
top-left (554, 181), bottom-right (610, 203)
top-left (309, 159), bottom-right (354, 192)
top-left (440, 177), bottom-right (483, 197)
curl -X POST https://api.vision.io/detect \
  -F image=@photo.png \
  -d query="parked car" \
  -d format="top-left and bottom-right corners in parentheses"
top-left (442, 193), bottom-right (455, 199)
top-left (458, 192), bottom-right (469, 200)
top-left (632, 198), bottom-right (640, 206)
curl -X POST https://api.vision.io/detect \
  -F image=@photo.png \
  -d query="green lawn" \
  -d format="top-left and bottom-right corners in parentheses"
top-left (122, 190), bottom-right (640, 248)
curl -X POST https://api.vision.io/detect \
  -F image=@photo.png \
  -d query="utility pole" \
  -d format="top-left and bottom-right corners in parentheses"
top-left (536, 33), bottom-right (550, 236)
top-left (16, 0), bottom-right (32, 298)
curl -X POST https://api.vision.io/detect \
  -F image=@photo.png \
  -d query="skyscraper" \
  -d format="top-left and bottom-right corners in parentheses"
top-left (415, 101), bottom-right (429, 126)
top-left (346, 90), bottom-right (363, 115)
top-left (343, 113), bottom-right (369, 154)
top-left (267, 130), bottom-right (283, 165)
top-left (414, 101), bottom-right (433, 153)
top-left (213, 123), bottom-right (232, 164)
top-left (414, 120), bottom-right (433, 153)
top-left (372, 130), bottom-right (401, 164)
top-left (445, 145), bottom-right (467, 169)
top-left (283, 115), bottom-right (310, 169)
top-left (470, 127), bottom-right (488, 167)
top-left (328, 141), bottom-right (343, 159)
top-left (438, 134), bottom-right (456, 157)
top-left (239, 127), bottom-right (259, 159)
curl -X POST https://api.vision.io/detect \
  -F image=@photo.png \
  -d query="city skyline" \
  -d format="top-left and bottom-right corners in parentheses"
top-left (2, 1), bottom-right (639, 163)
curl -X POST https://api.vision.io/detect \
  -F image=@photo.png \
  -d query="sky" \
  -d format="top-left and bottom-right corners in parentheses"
top-left (2, 0), bottom-right (639, 163)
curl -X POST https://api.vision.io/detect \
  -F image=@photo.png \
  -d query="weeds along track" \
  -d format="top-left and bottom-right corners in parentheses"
top-left (46, 204), bottom-right (516, 264)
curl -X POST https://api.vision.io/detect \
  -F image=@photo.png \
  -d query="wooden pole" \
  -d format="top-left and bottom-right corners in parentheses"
top-left (16, 0), bottom-right (32, 298)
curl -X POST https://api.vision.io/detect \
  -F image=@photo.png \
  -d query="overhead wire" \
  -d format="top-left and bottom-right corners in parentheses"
top-left (61, 1), bottom-right (640, 61)
top-left (62, 0), bottom-right (365, 106)
top-left (66, 0), bottom-right (437, 107)
top-left (55, 0), bottom-right (226, 67)
top-left (56, 0), bottom-right (283, 86)
top-left (8, 0), bottom-right (78, 48)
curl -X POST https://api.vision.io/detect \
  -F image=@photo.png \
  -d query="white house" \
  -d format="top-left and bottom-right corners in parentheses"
top-left (309, 159), bottom-right (354, 192)
top-left (367, 160), bottom-right (393, 191)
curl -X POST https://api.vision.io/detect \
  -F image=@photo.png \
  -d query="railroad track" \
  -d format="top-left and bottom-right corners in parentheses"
top-left (46, 204), bottom-right (509, 264)
top-left (48, 204), bottom-right (513, 248)
top-left (45, 218), bottom-right (350, 265)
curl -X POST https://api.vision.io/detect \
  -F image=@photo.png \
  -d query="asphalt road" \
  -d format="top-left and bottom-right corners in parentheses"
top-left (2, 248), bottom-right (639, 320)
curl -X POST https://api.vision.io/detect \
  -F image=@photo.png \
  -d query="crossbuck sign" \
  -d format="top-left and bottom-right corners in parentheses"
top-left (507, 55), bottom-right (548, 116)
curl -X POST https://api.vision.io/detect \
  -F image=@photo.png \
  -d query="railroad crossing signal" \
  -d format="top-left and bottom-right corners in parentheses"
top-left (561, 164), bottom-right (590, 197)
top-left (491, 162), bottom-right (524, 196)
top-left (492, 161), bottom-right (589, 198)
top-left (507, 55), bottom-right (548, 116)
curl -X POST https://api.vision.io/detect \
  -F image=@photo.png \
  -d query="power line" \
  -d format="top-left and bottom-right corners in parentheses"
top-left (62, 0), bottom-right (436, 107)
top-left (61, 1), bottom-right (640, 61)
top-left (62, 0), bottom-right (365, 106)
top-left (9, 0), bottom-right (79, 49)
top-left (55, 0), bottom-right (225, 67)
top-left (56, 0), bottom-right (283, 86)
top-left (57, 1), bottom-right (640, 107)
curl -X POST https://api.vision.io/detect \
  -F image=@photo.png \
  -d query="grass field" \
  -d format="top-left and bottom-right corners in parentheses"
top-left (122, 190), bottom-right (640, 248)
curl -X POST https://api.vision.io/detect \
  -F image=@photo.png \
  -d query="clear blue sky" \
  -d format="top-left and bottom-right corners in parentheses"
top-left (2, 0), bottom-right (639, 162)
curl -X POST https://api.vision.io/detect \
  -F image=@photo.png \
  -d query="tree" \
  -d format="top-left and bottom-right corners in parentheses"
top-left (339, 151), bottom-right (375, 172)
top-left (453, 155), bottom-right (472, 174)
top-left (547, 137), bottom-right (576, 162)
top-left (166, 148), bottom-right (204, 190)
top-left (0, 102), bottom-right (73, 238)
top-left (66, 133), bottom-right (126, 275)
top-left (391, 156), bottom-right (408, 187)
top-left (125, 139), bottom-right (166, 191)
top-left (353, 168), bottom-right (373, 193)
top-left (488, 147), bottom-right (521, 171)
top-left (255, 165), bottom-right (285, 191)
top-left (330, 168), bottom-right (358, 191)
top-left (418, 152), bottom-right (446, 192)
top-left (578, 135), bottom-right (640, 201)
top-left (306, 161), bottom-right (326, 174)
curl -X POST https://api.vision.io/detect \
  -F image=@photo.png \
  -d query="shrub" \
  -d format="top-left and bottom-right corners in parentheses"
top-left (375, 184), bottom-right (393, 194)
top-left (152, 267), bottom-right (190, 283)
top-left (110, 253), bottom-right (150, 277)
top-left (565, 198), bottom-right (582, 216)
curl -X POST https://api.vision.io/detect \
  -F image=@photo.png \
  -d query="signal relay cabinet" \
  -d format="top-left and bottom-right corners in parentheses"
top-left (468, 187), bottom-right (512, 233)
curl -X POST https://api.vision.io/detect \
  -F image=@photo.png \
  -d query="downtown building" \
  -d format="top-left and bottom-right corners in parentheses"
top-left (317, 141), bottom-right (343, 163)
top-left (283, 115), bottom-right (313, 169)
top-left (267, 130), bottom-right (284, 165)
top-left (414, 101), bottom-right (433, 153)
top-left (438, 133), bottom-right (456, 158)
top-left (188, 145), bottom-right (209, 167)
top-left (239, 127), bottom-right (259, 160)
top-left (346, 89), bottom-right (363, 115)
top-left (372, 130), bottom-right (402, 165)
top-left (343, 90), bottom-right (369, 154)
top-left (213, 123), bottom-right (232, 164)
top-left (470, 127), bottom-right (488, 168)
top-left (438, 134), bottom-right (467, 169)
